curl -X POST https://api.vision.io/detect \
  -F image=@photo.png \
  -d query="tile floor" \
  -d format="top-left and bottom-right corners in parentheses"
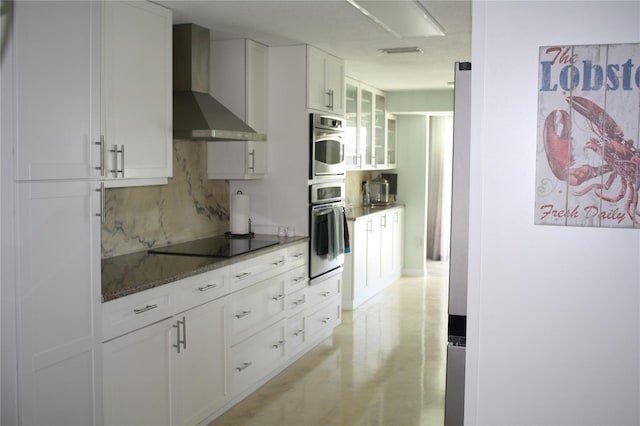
top-left (210, 262), bottom-right (449, 426)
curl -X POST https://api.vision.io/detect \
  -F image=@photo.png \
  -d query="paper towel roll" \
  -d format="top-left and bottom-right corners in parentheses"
top-left (230, 191), bottom-right (250, 235)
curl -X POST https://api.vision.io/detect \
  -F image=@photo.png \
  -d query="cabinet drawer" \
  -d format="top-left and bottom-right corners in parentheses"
top-left (175, 267), bottom-right (228, 312)
top-left (307, 271), bottom-right (342, 307)
top-left (287, 286), bottom-right (308, 317)
top-left (307, 297), bottom-right (342, 339)
top-left (284, 265), bottom-right (308, 295)
top-left (286, 311), bottom-right (307, 356)
top-left (229, 319), bottom-right (287, 396)
top-left (229, 249), bottom-right (287, 291)
top-left (286, 243), bottom-right (308, 269)
top-left (103, 285), bottom-right (174, 341)
top-left (229, 276), bottom-right (286, 343)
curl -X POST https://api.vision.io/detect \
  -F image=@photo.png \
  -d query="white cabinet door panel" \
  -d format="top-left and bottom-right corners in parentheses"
top-left (103, 318), bottom-right (173, 426)
top-left (102, 1), bottom-right (172, 181)
top-left (173, 299), bottom-right (228, 426)
top-left (13, 1), bottom-right (100, 181)
top-left (16, 181), bottom-right (101, 425)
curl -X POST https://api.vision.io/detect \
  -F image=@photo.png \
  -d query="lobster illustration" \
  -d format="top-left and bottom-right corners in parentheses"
top-left (543, 96), bottom-right (640, 224)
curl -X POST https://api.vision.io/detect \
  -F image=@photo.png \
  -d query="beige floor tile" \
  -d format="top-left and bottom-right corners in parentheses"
top-left (210, 262), bottom-right (449, 426)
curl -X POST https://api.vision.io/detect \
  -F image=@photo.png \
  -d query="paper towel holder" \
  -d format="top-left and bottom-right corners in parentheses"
top-left (226, 191), bottom-right (254, 239)
top-left (225, 218), bottom-right (254, 239)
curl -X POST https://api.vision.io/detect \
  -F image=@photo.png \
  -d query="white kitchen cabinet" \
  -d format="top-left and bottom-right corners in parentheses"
top-left (172, 298), bottom-right (228, 426)
top-left (344, 78), bottom-right (394, 170)
top-left (103, 294), bottom-right (228, 426)
top-left (345, 78), bottom-right (360, 168)
top-left (386, 114), bottom-right (398, 169)
top-left (12, 1), bottom-right (101, 181)
top-left (229, 319), bottom-right (288, 397)
top-left (343, 206), bottom-right (404, 309)
top-left (307, 45), bottom-right (345, 115)
top-left (103, 317), bottom-right (173, 426)
top-left (228, 275), bottom-right (286, 344)
top-left (208, 39), bottom-right (268, 180)
top-left (15, 181), bottom-right (102, 425)
top-left (207, 140), bottom-right (267, 180)
top-left (101, 0), bottom-right (172, 186)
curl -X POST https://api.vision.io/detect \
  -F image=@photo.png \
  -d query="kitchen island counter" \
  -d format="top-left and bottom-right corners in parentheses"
top-left (102, 235), bottom-right (308, 302)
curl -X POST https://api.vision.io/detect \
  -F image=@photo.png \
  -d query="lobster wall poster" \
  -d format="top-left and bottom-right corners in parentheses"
top-left (536, 43), bottom-right (640, 227)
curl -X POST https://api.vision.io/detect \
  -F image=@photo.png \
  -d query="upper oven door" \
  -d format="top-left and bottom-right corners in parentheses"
top-left (311, 129), bottom-right (345, 179)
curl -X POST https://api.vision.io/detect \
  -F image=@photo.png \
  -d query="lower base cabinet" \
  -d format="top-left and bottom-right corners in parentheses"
top-left (103, 318), bottom-right (173, 426)
top-left (343, 206), bottom-right (404, 310)
top-left (172, 298), bottom-right (227, 426)
top-left (102, 241), bottom-right (342, 426)
top-left (229, 319), bottom-right (287, 396)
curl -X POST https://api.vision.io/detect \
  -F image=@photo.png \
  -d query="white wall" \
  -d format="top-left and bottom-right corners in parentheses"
top-left (467, 1), bottom-right (640, 424)
top-left (396, 115), bottom-right (428, 276)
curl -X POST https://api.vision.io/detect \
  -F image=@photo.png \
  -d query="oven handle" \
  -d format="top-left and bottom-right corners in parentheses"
top-left (312, 202), bottom-right (345, 214)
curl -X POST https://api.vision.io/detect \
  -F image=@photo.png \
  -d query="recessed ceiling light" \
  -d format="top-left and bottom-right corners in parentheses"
top-left (379, 46), bottom-right (424, 54)
top-left (347, 0), bottom-right (445, 39)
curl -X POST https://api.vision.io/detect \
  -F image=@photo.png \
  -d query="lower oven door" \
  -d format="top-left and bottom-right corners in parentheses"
top-left (310, 201), bottom-right (345, 279)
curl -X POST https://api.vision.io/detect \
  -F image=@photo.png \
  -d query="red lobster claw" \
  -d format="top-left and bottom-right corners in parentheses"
top-left (543, 107), bottom-right (608, 186)
top-left (543, 109), bottom-right (572, 181)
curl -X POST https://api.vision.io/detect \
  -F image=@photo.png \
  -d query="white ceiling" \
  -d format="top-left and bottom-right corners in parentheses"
top-left (157, 0), bottom-right (471, 91)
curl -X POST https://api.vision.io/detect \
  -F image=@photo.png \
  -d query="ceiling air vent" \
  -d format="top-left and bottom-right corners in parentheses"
top-left (378, 46), bottom-right (424, 54)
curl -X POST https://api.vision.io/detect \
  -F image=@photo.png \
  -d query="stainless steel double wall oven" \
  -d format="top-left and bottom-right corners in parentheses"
top-left (309, 113), bottom-right (346, 283)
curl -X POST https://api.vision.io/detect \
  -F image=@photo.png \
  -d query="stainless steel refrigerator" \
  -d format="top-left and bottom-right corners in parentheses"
top-left (445, 61), bottom-right (471, 426)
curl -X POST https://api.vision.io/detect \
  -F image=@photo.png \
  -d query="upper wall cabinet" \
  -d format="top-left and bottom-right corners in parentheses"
top-left (307, 46), bottom-right (344, 116)
top-left (102, 1), bottom-right (173, 187)
top-left (11, 1), bottom-right (172, 187)
top-left (345, 78), bottom-right (394, 170)
top-left (12, 1), bottom-right (101, 181)
top-left (208, 39), bottom-right (269, 180)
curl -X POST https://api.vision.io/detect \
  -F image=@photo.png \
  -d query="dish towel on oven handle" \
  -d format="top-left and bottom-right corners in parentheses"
top-left (342, 207), bottom-right (351, 254)
top-left (315, 206), bottom-right (346, 259)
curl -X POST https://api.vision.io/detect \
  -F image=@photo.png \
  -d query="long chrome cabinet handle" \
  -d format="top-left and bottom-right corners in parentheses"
top-left (235, 310), bottom-right (252, 319)
top-left (198, 283), bottom-right (217, 292)
top-left (94, 135), bottom-right (105, 177)
top-left (173, 316), bottom-right (186, 353)
top-left (120, 145), bottom-right (125, 178)
top-left (95, 182), bottom-right (105, 224)
top-left (133, 304), bottom-right (158, 315)
top-left (248, 149), bottom-right (255, 172)
top-left (109, 145), bottom-right (125, 177)
top-left (272, 340), bottom-right (286, 349)
top-left (236, 362), bottom-right (252, 372)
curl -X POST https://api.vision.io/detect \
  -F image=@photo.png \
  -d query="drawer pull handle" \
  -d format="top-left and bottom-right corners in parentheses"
top-left (292, 252), bottom-right (304, 259)
top-left (198, 283), bottom-right (217, 292)
top-left (293, 329), bottom-right (304, 337)
top-left (272, 340), bottom-right (286, 349)
top-left (235, 272), bottom-right (251, 279)
top-left (272, 259), bottom-right (285, 267)
top-left (133, 304), bottom-right (158, 315)
top-left (321, 317), bottom-right (331, 324)
top-left (235, 310), bottom-right (252, 319)
top-left (293, 297), bottom-right (306, 306)
top-left (292, 275), bottom-right (306, 283)
top-left (321, 291), bottom-right (331, 297)
top-left (236, 362), bottom-right (253, 372)
top-left (272, 294), bottom-right (284, 301)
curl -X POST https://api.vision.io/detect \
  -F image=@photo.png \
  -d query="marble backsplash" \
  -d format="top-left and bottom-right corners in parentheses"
top-left (101, 140), bottom-right (229, 258)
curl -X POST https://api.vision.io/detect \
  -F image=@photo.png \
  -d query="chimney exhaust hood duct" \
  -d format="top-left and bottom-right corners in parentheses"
top-left (173, 23), bottom-right (266, 141)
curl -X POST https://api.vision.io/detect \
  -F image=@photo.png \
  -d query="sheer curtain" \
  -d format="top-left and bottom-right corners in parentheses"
top-left (426, 115), bottom-right (453, 261)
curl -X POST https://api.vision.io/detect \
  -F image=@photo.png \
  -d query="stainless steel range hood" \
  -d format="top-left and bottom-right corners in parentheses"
top-left (173, 23), bottom-right (266, 141)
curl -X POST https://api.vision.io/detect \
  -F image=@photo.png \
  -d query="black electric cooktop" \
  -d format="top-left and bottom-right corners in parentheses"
top-left (148, 236), bottom-right (278, 258)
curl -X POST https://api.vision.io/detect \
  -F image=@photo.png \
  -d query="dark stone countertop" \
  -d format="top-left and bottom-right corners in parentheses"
top-left (346, 203), bottom-right (404, 221)
top-left (102, 235), bottom-right (309, 303)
